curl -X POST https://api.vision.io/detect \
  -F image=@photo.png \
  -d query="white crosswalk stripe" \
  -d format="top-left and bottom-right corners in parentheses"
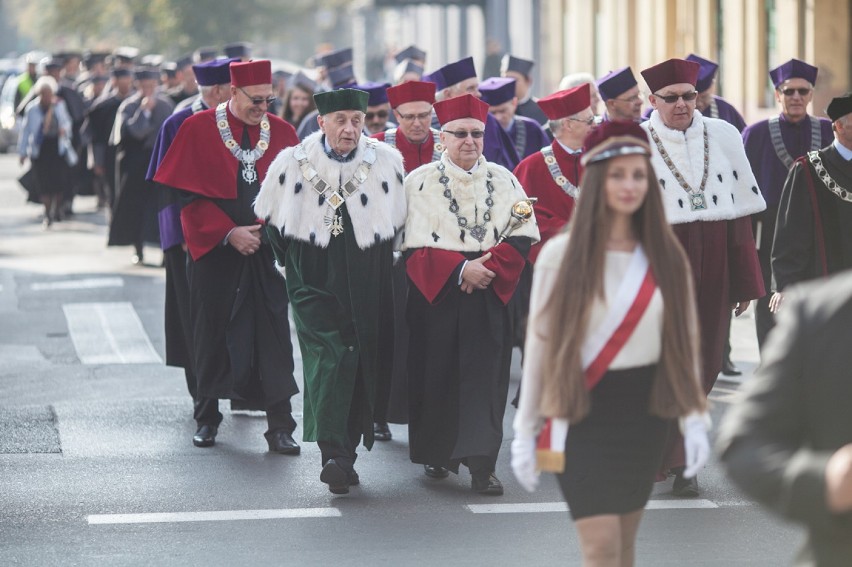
top-left (63, 302), bottom-right (162, 364)
top-left (88, 508), bottom-right (342, 525)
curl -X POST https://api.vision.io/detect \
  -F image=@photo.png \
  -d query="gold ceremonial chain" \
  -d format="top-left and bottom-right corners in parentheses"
top-left (648, 124), bottom-right (710, 211)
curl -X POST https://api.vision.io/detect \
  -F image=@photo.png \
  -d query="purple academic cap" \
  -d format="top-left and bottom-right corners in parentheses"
top-left (192, 57), bottom-right (239, 87)
top-left (596, 66), bottom-right (638, 101)
top-left (686, 54), bottom-right (719, 92)
top-left (434, 57), bottom-right (477, 89)
top-left (355, 81), bottom-right (390, 106)
top-left (769, 58), bottom-right (818, 88)
top-left (478, 77), bottom-right (516, 106)
top-left (421, 70), bottom-right (445, 91)
top-left (500, 54), bottom-right (534, 78)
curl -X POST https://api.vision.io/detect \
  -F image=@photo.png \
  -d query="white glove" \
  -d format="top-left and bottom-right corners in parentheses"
top-left (681, 412), bottom-right (711, 478)
top-left (511, 435), bottom-right (540, 492)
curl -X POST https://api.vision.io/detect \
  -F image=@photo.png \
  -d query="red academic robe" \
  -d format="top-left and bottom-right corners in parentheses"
top-left (513, 142), bottom-right (582, 264)
top-left (153, 105), bottom-right (299, 260)
top-left (661, 216), bottom-right (764, 472)
top-left (372, 129), bottom-right (438, 174)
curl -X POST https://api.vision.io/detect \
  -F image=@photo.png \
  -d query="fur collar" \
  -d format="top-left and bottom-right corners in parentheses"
top-left (643, 110), bottom-right (766, 224)
top-left (401, 153), bottom-right (540, 252)
top-left (254, 131), bottom-right (406, 250)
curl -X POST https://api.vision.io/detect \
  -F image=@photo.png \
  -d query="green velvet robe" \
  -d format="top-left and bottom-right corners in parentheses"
top-left (267, 204), bottom-right (395, 449)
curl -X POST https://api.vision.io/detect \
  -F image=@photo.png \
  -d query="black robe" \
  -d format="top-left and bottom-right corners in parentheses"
top-left (772, 144), bottom-right (852, 290)
top-left (405, 237), bottom-right (531, 472)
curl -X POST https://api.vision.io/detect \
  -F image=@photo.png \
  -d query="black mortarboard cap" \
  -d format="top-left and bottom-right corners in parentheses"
top-left (223, 42), bottom-right (252, 59)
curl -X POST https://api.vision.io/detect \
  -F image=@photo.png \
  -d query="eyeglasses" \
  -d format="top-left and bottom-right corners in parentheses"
top-left (779, 87), bottom-right (812, 97)
top-left (653, 91), bottom-right (698, 104)
top-left (365, 110), bottom-right (389, 120)
top-left (237, 86), bottom-right (277, 107)
top-left (398, 111), bottom-right (432, 122)
top-left (566, 116), bottom-right (596, 126)
top-left (442, 129), bottom-right (485, 139)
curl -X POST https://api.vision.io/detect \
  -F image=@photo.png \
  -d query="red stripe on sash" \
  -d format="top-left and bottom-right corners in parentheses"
top-left (584, 267), bottom-right (657, 391)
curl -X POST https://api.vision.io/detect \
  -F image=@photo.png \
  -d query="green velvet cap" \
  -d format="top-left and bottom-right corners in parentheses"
top-left (314, 88), bottom-right (369, 115)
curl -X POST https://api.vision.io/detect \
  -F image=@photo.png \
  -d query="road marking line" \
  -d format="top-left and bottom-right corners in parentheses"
top-left (31, 277), bottom-right (124, 291)
top-left (63, 302), bottom-right (162, 364)
top-left (466, 499), bottom-right (719, 514)
top-left (88, 508), bottom-right (342, 525)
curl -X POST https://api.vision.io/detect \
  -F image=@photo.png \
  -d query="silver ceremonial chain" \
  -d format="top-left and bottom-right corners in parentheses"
top-left (808, 151), bottom-right (852, 203)
top-left (294, 139), bottom-right (378, 236)
top-left (215, 102), bottom-right (271, 185)
top-left (437, 162), bottom-right (495, 243)
top-left (649, 124), bottom-right (710, 211)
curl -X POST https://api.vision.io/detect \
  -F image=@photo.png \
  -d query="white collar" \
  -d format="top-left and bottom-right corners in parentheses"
top-left (323, 136), bottom-right (353, 159)
top-left (446, 155), bottom-right (480, 174)
top-left (556, 138), bottom-right (583, 155)
top-left (834, 139), bottom-right (852, 161)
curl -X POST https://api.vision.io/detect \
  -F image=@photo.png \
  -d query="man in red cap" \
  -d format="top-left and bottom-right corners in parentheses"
top-left (371, 80), bottom-right (443, 442)
top-left (514, 83), bottom-right (594, 260)
top-left (374, 80), bottom-right (442, 174)
top-left (154, 60), bottom-right (301, 454)
top-left (255, 88), bottom-right (406, 495)
top-left (401, 93), bottom-right (540, 495)
top-left (640, 58), bottom-right (765, 496)
top-left (508, 84), bottom-right (594, 359)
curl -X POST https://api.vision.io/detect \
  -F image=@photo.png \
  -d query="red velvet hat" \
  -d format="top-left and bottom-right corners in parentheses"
top-left (433, 93), bottom-right (488, 125)
top-left (386, 80), bottom-right (436, 108)
top-left (537, 84), bottom-right (591, 120)
top-left (230, 60), bottom-right (272, 87)
top-left (581, 120), bottom-right (650, 166)
top-left (640, 58), bottom-right (700, 93)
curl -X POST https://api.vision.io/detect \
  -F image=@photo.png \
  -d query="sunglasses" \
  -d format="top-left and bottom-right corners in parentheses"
top-left (398, 111), bottom-right (432, 122)
top-left (779, 87), bottom-right (812, 97)
top-left (365, 110), bottom-right (389, 120)
top-left (653, 91), bottom-right (698, 104)
top-left (442, 129), bottom-right (485, 139)
top-left (238, 86), bottom-right (276, 107)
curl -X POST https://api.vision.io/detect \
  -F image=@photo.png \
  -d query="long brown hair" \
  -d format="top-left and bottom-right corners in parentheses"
top-left (538, 155), bottom-right (706, 422)
top-left (280, 84), bottom-right (317, 128)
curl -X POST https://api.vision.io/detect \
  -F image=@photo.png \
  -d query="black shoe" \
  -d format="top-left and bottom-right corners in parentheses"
top-left (424, 464), bottom-right (449, 479)
top-left (373, 421), bottom-right (392, 441)
top-left (192, 424), bottom-right (217, 447)
top-left (265, 429), bottom-right (300, 455)
top-left (348, 469), bottom-right (360, 486)
top-left (320, 459), bottom-right (350, 495)
top-left (672, 472), bottom-right (699, 497)
top-left (471, 472), bottom-right (504, 496)
top-left (721, 358), bottom-right (742, 376)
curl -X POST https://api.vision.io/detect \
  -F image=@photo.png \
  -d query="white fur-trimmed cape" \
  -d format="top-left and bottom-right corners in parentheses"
top-left (254, 131), bottom-right (406, 250)
top-left (642, 110), bottom-right (766, 224)
top-left (401, 153), bottom-right (540, 253)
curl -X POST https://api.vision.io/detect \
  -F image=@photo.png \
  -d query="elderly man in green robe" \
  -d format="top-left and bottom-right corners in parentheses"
top-left (255, 88), bottom-right (406, 495)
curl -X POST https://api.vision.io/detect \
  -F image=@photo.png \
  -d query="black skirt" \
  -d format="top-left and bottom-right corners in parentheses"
top-left (556, 365), bottom-right (670, 520)
top-left (32, 137), bottom-right (69, 198)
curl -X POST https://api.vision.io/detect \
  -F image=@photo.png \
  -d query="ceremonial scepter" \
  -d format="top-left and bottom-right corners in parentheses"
top-left (496, 198), bottom-right (537, 243)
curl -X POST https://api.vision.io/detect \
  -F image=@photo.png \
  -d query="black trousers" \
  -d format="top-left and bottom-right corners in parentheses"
top-left (195, 398), bottom-right (295, 435)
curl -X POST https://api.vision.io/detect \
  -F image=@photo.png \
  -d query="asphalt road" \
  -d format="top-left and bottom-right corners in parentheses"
top-left (0, 153), bottom-right (801, 566)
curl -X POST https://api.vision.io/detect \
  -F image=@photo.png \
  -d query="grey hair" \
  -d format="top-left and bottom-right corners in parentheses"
top-left (33, 75), bottom-right (58, 95)
top-left (559, 72), bottom-right (595, 92)
top-left (548, 119), bottom-right (564, 135)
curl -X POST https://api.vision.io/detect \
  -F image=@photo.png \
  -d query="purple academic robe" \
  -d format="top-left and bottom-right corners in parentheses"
top-left (507, 115), bottom-right (550, 160)
top-left (146, 103), bottom-right (207, 250)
